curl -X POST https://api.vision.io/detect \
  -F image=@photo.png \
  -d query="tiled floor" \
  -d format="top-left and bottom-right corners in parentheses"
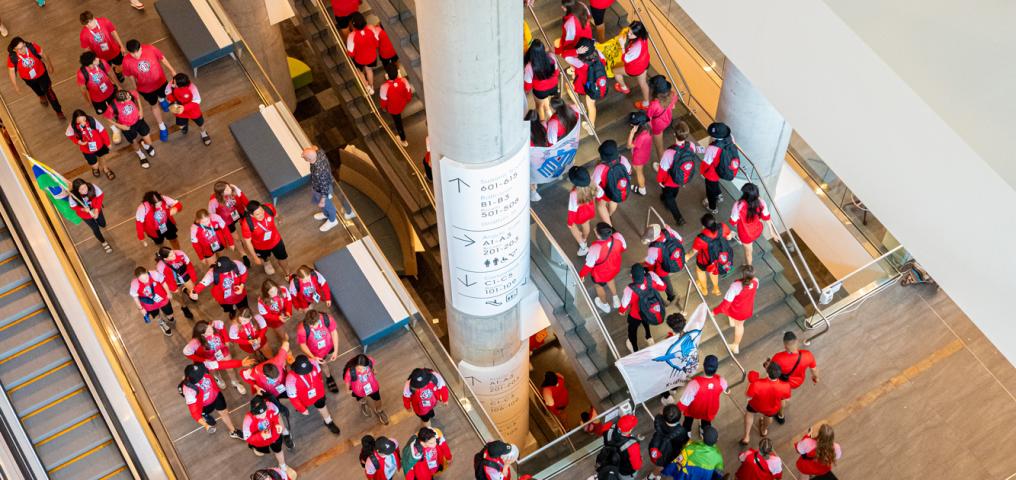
top-left (0, 1), bottom-right (483, 478)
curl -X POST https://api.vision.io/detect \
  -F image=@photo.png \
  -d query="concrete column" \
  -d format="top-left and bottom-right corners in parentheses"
top-left (716, 62), bottom-right (791, 189)
top-left (220, 0), bottom-right (297, 109)
top-left (418, 0), bottom-right (531, 445)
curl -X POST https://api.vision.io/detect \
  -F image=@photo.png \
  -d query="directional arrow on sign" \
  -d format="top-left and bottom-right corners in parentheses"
top-left (448, 177), bottom-right (470, 193)
top-left (463, 376), bottom-right (481, 387)
top-left (453, 234), bottom-right (475, 247)
top-left (486, 299), bottom-right (503, 307)
top-left (457, 274), bottom-right (477, 287)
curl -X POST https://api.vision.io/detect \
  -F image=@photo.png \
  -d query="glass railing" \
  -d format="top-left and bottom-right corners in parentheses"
top-left (517, 400), bottom-right (632, 478)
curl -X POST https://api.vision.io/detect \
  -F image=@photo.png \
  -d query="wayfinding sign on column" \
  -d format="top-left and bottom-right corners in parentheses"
top-left (439, 149), bottom-right (530, 316)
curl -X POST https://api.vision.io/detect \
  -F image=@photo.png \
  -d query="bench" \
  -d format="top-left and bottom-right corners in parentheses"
top-left (155, 0), bottom-right (237, 77)
top-left (315, 238), bottom-right (415, 347)
top-left (229, 102), bottom-right (311, 199)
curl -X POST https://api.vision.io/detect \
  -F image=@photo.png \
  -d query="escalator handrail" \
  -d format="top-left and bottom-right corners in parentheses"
top-left (528, 379), bottom-right (572, 445)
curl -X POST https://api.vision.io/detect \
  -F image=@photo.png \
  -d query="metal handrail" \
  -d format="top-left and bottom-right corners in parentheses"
top-left (518, 400), bottom-right (630, 465)
top-left (306, 0), bottom-right (437, 207)
top-left (820, 245), bottom-right (905, 294)
top-left (526, 4), bottom-right (601, 144)
top-left (528, 379), bottom-right (571, 443)
top-left (645, 207), bottom-right (747, 388)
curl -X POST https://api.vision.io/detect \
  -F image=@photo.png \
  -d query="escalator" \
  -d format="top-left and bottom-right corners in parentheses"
top-left (0, 208), bottom-right (131, 480)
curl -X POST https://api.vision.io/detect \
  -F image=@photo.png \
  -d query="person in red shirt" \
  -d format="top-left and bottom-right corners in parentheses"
top-left (615, 21), bottom-right (651, 109)
top-left (642, 223), bottom-right (684, 304)
top-left (190, 209), bottom-right (235, 265)
top-left (122, 39), bottom-right (177, 142)
top-left (180, 362), bottom-right (248, 438)
top-left (656, 121), bottom-right (704, 226)
top-left (229, 308), bottom-right (274, 358)
top-left (343, 354), bottom-right (389, 425)
top-left (371, 23), bottom-right (400, 82)
top-left (557, 0), bottom-right (592, 54)
top-left (524, 39), bottom-right (559, 121)
top-left (730, 182), bottom-right (777, 266)
top-left (700, 122), bottom-right (738, 214)
top-left (110, 89), bottom-right (157, 167)
top-left (210, 181), bottom-right (252, 265)
top-left (403, 427), bottom-right (452, 480)
top-left (155, 247), bottom-right (197, 320)
top-left (742, 361), bottom-right (791, 446)
top-left (346, 13), bottom-right (379, 95)
top-left (242, 341), bottom-right (290, 399)
top-left (618, 264), bottom-right (666, 352)
top-left (288, 265), bottom-right (332, 312)
top-left (165, 72), bottom-right (211, 145)
top-left (77, 52), bottom-right (117, 124)
top-left (713, 265), bottom-right (760, 354)
top-left (135, 190), bottom-right (182, 249)
top-left (540, 371), bottom-right (570, 423)
top-left (66, 110), bottom-right (113, 179)
top-left (566, 166), bottom-right (597, 257)
top-left (686, 213), bottom-right (736, 297)
top-left (579, 223), bottom-right (626, 314)
top-left (589, 0), bottom-right (615, 42)
top-left (602, 414), bottom-right (643, 478)
top-left (361, 435), bottom-right (401, 480)
top-left (79, 11), bottom-right (125, 82)
top-left (183, 320), bottom-right (247, 394)
top-left (241, 201), bottom-right (290, 277)
top-left (378, 72), bottom-right (414, 146)
top-left (129, 267), bottom-right (176, 336)
top-left (331, 0), bottom-right (361, 37)
top-left (736, 437), bottom-right (784, 480)
top-left (69, 179), bottom-right (111, 252)
top-left (795, 424), bottom-right (841, 478)
top-left (192, 256), bottom-right (249, 317)
top-left (295, 310), bottom-right (340, 392)
top-left (563, 38), bottom-right (606, 129)
top-left (592, 140), bottom-right (632, 224)
top-left (402, 368), bottom-right (449, 427)
top-left (678, 355), bottom-right (726, 434)
top-left (768, 331), bottom-right (818, 422)
top-left (6, 37), bottom-right (63, 119)
top-left (286, 355), bottom-right (342, 434)
top-left (258, 279), bottom-right (293, 335)
top-left (546, 96), bottom-right (579, 144)
top-left (243, 395), bottom-right (291, 467)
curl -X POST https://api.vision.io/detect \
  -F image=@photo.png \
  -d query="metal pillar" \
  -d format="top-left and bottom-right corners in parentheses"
top-left (418, 0), bottom-right (531, 445)
top-left (220, 0), bottom-right (298, 109)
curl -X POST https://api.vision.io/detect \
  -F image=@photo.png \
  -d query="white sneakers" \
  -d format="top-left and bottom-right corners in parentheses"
top-left (313, 212), bottom-right (327, 221)
top-left (594, 297), bottom-right (611, 314)
top-left (232, 381), bottom-right (247, 395)
top-left (611, 295), bottom-right (621, 309)
top-left (728, 343), bottom-right (740, 354)
top-left (637, 186), bottom-right (647, 196)
top-left (344, 209), bottom-right (357, 220)
top-left (530, 190), bottom-right (542, 202)
top-left (577, 243), bottom-right (589, 256)
top-left (646, 336), bottom-right (656, 346)
top-left (320, 219), bottom-right (339, 232)
top-left (264, 262), bottom-right (275, 275)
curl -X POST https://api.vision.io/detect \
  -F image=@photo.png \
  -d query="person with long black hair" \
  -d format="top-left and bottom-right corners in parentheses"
top-left (524, 39), bottom-right (559, 121)
top-left (66, 109), bottom-right (113, 179)
top-left (713, 265), bottom-right (759, 354)
top-left (546, 96), bottom-right (578, 144)
top-left (343, 354), bottom-right (389, 425)
top-left (730, 182), bottom-right (777, 266)
top-left (69, 179), bottom-right (111, 253)
top-left (616, 21), bottom-right (651, 110)
top-left (527, 109), bottom-right (550, 202)
top-left (135, 190), bottom-right (182, 249)
top-left (346, 12), bottom-right (379, 95)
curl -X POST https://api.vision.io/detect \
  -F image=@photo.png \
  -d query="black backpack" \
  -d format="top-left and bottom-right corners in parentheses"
top-left (712, 138), bottom-right (740, 181)
top-left (698, 229), bottom-right (734, 276)
top-left (634, 279), bottom-right (665, 325)
top-left (473, 451), bottom-right (502, 480)
top-left (657, 230), bottom-right (685, 274)
top-left (667, 143), bottom-right (698, 187)
top-left (648, 422), bottom-right (688, 467)
top-left (584, 57), bottom-right (607, 100)
top-left (599, 427), bottom-right (637, 475)
top-left (602, 159), bottom-right (630, 203)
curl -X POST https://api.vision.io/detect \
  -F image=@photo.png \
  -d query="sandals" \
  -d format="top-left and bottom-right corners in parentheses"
top-left (104, 169), bottom-right (116, 180)
top-left (613, 83), bottom-right (630, 95)
top-left (101, 242), bottom-right (112, 254)
top-left (201, 132), bottom-right (211, 146)
top-left (140, 158), bottom-right (151, 169)
top-left (91, 169), bottom-right (101, 178)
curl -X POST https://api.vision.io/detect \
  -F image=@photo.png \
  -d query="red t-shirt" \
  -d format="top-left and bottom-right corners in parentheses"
top-left (7, 43), bottom-right (46, 80)
top-left (240, 205), bottom-right (283, 251)
top-left (379, 78), bottom-right (412, 115)
top-left (122, 44), bottom-right (167, 93)
top-left (79, 18), bottom-right (122, 61)
top-left (76, 61), bottom-right (116, 102)
top-left (331, 0), bottom-right (360, 16)
top-left (770, 350), bottom-right (816, 389)
top-left (746, 371), bottom-right (791, 416)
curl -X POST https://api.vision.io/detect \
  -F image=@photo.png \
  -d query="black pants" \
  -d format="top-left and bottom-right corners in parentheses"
top-left (660, 273), bottom-right (676, 303)
top-left (24, 73), bottom-right (61, 114)
top-left (390, 113), bottom-right (406, 140)
top-left (682, 416), bottom-right (711, 433)
top-left (705, 180), bottom-right (721, 211)
top-left (627, 315), bottom-right (651, 352)
top-left (660, 186), bottom-right (684, 224)
top-left (83, 211), bottom-right (107, 243)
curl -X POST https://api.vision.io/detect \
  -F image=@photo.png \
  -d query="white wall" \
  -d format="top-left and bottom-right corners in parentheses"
top-left (675, 0), bottom-right (1016, 365)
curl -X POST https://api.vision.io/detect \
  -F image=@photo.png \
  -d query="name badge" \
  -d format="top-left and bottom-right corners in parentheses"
top-left (421, 399), bottom-right (433, 408)
top-left (210, 241), bottom-right (221, 251)
top-left (151, 293), bottom-right (164, 303)
top-left (230, 210), bottom-right (240, 221)
top-left (98, 83), bottom-right (108, 93)
top-left (362, 382), bottom-right (373, 395)
top-left (27, 68), bottom-right (36, 78)
top-left (316, 339), bottom-right (327, 349)
top-left (87, 141), bottom-right (97, 151)
top-left (307, 388), bottom-right (316, 398)
top-left (158, 223), bottom-right (168, 234)
top-left (99, 42), bottom-right (109, 52)
top-left (262, 230), bottom-right (272, 242)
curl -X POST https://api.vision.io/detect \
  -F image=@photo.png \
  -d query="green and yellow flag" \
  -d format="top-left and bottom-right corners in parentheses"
top-left (28, 157), bottom-right (81, 225)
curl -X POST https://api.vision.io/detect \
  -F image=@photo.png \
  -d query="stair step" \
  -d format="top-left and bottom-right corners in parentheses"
top-left (35, 413), bottom-right (113, 473)
top-left (0, 310), bottom-right (58, 361)
top-left (0, 256), bottom-right (30, 296)
top-left (0, 338), bottom-right (73, 390)
top-left (0, 284), bottom-right (46, 329)
top-left (21, 390), bottom-right (98, 448)
top-left (10, 361), bottom-right (85, 419)
top-left (0, 229), bottom-right (17, 263)
top-left (48, 441), bottom-right (125, 480)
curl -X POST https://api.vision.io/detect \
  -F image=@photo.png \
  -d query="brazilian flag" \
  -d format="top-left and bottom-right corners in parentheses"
top-left (28, 157), bottom-right (81, 225)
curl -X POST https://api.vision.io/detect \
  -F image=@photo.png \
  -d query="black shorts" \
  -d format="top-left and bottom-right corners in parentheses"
top-left (355, 58), bottom-right (378, 69)
top-left (251, 436), bottom-right (284, 454)
top-left (255, 240), bottom-right (288, 261)
top-left (23, 73), bottom-right (52, 97)
top-left (335, 14), bottom-right (354, 29)
top-left (139, 82), bottom-right (168, 106)
top-left (145, 303), bottom-right (174, 316)
top-left (417, 410), bottom-right (435, 423)
top-left (227, 222), bottom-right (237, 233)
top-left (91, 89), bottom-right (117, 116)
top-left (106, 52), bottom-right (124, 67)
top-left (380, 54), bottom-right (399, 66)
top-left (745, 404), bottom-right (780, 418)
top-left (175, 115), bottom-right (205, 127)
top-left (533, 86), bottom-right (559, 100)
top-left (82, 146), bottom-right (110, 166)
top-left (201, 392), bottom-right (228, 415)
top-left (220, 296), bottom-right (250, 314)
top-left (122, 118), bottom-right (151, 143)
top-left (591, 7), bottom-right (607, 25)
top-left (312, 397), bottom-right (327, 409)
top-left (353, 391), bottom-right (382, 402)
top-left (149, 221), bottom-right (179, 244)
